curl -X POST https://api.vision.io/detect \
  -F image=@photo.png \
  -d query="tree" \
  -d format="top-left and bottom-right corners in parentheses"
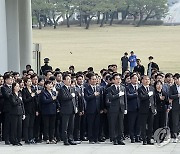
top-left (129, 0), bottom-right (168, 26)
top-left (32, 0), bottom-right (52, 29)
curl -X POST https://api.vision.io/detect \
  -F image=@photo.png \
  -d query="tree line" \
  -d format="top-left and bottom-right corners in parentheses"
top-left (32, 0), bottom-right (168, 29)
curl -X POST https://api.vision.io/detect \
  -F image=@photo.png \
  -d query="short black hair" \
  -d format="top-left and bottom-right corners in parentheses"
top-left (173, 73), bottom-right (180, 79)
top-left (44, 70), bottom-right (52, 76)
top-left (49, 76), bottom-right (56, 81)
top-left (148, 56), bottom-right (154, 60)
top-left (155, 73), bottom-right (163, 79)
top-left (112, 73), bottom-right (122, 80)
top-left (62, 73), bottom-right (71, 80)
top-left (31, 73), bottom-right (38, 79)
top-left (3, 73), bottom-right (12, 80)
top-left (44, 80), bottom-right (52, 87)
top-left (87, 67), bottom-right (94, 72)
top-left (165, 73), bottom-right (173, 78)
top-left (130, 73), bottom-right (138, 79)
top-left (54, 71), bottom-right (62, 77)
top-left (87, 73), bottom-right (96, 80)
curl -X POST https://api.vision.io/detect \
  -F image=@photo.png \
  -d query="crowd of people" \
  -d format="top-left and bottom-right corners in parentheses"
top-left (0, 53), bottom-right (179, 147)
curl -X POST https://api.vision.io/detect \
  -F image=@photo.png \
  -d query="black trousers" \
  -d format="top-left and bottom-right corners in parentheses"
top-left (0, 112), bottom-right (3, 140)
top-left (23, 114), bottom-right (35, 142)
top-left (80, 113), bottom-right (87, 139)
top-left (61, 113), bottom-right (74, 142)
top-left (4, 112), bottom-right (11, 142)
top-left (153, 111), bottom-right (166, 132)
top-left (128, 111), bottom-right (140, 140)
top-left (55, 112), bottom-right (62, 141)
top-left (109, 111), bottom-right (124, 141)
top-left (87, 112), bottom-right (100, 142)
top-left (172, 110), bottom-right (180, 135)
top-left (42, 114), bottom-right (56, 141)
top-left (34, 114), bottom-right (43, 141)
top-left (10, 115), bottom-right (22, 143)
top-left (73, 113), bottom-right (81, 140)
top-left (139, 109), bottom-right (154, 141)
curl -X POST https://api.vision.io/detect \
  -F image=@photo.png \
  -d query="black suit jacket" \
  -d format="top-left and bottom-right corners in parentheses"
top-left (108, 84), bottom-right (127, 113)
top-left (76, 85), bottom-right (85, 112)
top-left (126, 84), bottom-right (140, 112)
top-left (138, 85), bottom-right (156, 114)
top-left (0, 87), bottom-right (4, 113)
top-left (22, 87), bottom-right (37, 115)
top-left (9, 93), bottom-right (25, 115)
top-left (1, 85), bottom-right (12, 113)
top-left (84, 85), bottom-right (103, 114)
top-left (169, 84), bottom-right (180, 111)
top-left (57, 85), bottom-right (78, 114)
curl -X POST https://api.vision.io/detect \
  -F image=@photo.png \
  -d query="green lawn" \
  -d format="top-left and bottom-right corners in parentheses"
top-left (33, 25), bottom-right (180, 74)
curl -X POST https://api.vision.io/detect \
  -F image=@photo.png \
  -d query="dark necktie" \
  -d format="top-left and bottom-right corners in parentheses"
top-left (117, 86), bottom-right (120, 93)
top-left (93, 86), bottom-right (96, 92)
top-left (146, 87), bottom-right (149, 92)
top-left (134, 85), bottom-right (137, 91)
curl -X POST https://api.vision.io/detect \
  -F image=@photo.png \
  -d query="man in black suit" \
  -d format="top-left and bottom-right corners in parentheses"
top-left (57, 74), bottom-right (78, 145)
top-left (147, 56), bottom-right (159, 77)
top-left (73, 74), bottom-right (85, 141)
top-left (133, 59), bottom-right (145, 76)
top-left (84, 73), bottom-right (103, 144)
top-left (126, 73), bottom-right (140, 143)
top-left (40, 58), bottom-right (53, 75)
top-left (0, 75), bottom-right (4, 141)
top-left (169, 73), bottom-right (180, 143)
top-left (138, 75), bottom-right (156, 145)
top-left (108, 73), bottom-right (127, 145)
top-left (1, 73), bottom-right (13, 145)
top-left (121, 52), bottom-right (129, 75)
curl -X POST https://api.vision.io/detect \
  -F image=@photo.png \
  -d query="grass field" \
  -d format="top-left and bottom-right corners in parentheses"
top-left (33, 25), bottom-right (180, 74)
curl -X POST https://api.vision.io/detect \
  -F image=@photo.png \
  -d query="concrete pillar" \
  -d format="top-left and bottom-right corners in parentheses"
top-left (6, 0), bottom-right (20, 72)
top-left (19, 0), bottom-right (33, 72)
top-left (0, 0), bottom-right (8, 74)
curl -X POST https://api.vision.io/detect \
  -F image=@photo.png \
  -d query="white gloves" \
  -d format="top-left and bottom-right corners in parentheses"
top-left (22, 115), bottom-right (26, 120)
top-left (71, 93), bottom-right (75, 98)
top-left (124, 110), bottom-right (127, 114)
top-left (148, 91), bottom-right (153, 97)
top-left (119, 91), bottom-right (125, 97)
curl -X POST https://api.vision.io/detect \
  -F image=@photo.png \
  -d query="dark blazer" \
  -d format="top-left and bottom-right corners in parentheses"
top-left (76, 85), bottom-right (85, 112)
top-left (155, 90), bottom-right (168, 112)
top-left (40, 89), bottom-right (57, 115)
top-left (126, 84), bottom-right (140, 111)
top-left (9, 93), bottom-right (25, 115)
top-left (169, 84), bottom-right (180, 111)
top-left (147, 62), bottom-right (159, 73)
top-left (1, 85), bottom-right (12, 113)
top-left (0, 87), bottom-right (4, 113)
top-left (108, 84), bottom-right (127, 113)
top-left (138, 85), bottom-right (156, 114)
top-left (84, 85), bottom-right (103, 114)
top-left (57, 85), bottom-right (78, 114)
top-left (22, 87), bottom-right (37, 115)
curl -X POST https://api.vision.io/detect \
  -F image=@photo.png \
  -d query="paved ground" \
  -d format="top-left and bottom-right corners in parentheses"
top-left (0, 140), bottom-right (179, 154)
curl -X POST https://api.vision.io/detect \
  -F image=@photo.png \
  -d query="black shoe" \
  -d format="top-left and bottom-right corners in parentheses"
top-left (18, 142), bottom-right (23, 146)
top-left (131, 139), bottom-right (135, 143)
top-left (143, 141), bottom-right (147, 145)
top-left (81, 137), bottom-right (88, 141)
top-left (113, 140), bottom-right (118, 145)
top-left (135, 138), bottom-right (141, 143)
top-left (25, 141), bottom-right (30, 144)
top-left (89, 141), bottom-right (95, 144)
top-left (98, 138), bottom-right (105, 142)
top-left (5, 141), bottom-right (10, 145)
top-left (12, 142), bottom-right (19, 146)
top-left (118, 140), bottom-right (125, 145)
top-left (147, 141), bottom-right (154, 145)
top-left (68, 140), bottom-right (77, 145)
top-left (64, 142), bottom-right (70, 146)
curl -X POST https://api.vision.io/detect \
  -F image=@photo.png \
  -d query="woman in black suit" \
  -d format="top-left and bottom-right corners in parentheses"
top-left (40, 80), bottom-right (58, 144)
top-left (153, 80), bottom-right (168, 132)
top-left (22, 77), bottom-right (36, 144)
top-left (10, 82), bottom-right (25, 146)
